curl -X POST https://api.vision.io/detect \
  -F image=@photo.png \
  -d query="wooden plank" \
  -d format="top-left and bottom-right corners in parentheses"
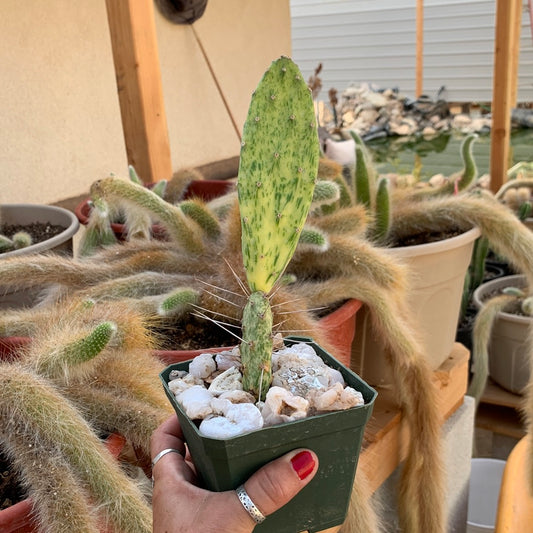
top-left (476, 403), bottom-right (526, 440)
top-left (481, 378), bottom-right (524, 410)
top-left (359, 343), bottom-right (470, 493)
top-left (105, 0), bottom-right (172, 183)
top-left (489, 0), bottom-right (518, 193)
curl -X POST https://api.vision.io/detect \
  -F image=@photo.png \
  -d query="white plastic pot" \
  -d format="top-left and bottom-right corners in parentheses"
top-left (473, 274), bottom-right (531, 394)
top-left (467, 458), bottom-right (506, 532)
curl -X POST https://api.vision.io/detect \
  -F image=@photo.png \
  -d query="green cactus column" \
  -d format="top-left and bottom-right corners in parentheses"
top-left (238, 56), bottom-right (319, 399)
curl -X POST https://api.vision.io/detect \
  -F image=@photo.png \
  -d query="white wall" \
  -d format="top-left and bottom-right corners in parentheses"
top-left (290, 0), bottom-right (533, 103)
top-left (0, 1), bottom-right (127, 205)
top-left (1, 1), bottom-right (291, 205)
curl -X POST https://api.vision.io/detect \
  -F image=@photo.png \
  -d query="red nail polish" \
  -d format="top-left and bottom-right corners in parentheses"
top-left (291, 451), bottom-right (315, 480)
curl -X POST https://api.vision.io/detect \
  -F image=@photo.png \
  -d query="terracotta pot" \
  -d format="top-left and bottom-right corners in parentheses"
top-left (352, 227), bottom-right (481, 386)
top-left (160, 336), bottom-right (377, 533)
top-left (3, 299), bottom-right (362, 367)
top-left (153, 299), bottom-right (362, 367)
top-left (0, 337), bottom-right (31, 361)
top-left (74, 179), bottom-right (234, 241)
top-left (0, 204), bottom-right (80, 309)
top-left (473, 274), bottom-right (531, 394)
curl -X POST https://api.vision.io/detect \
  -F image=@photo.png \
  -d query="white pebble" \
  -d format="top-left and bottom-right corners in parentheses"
top-left (188, 353), bottom-right (217, 379)
top-left (199, 403), bottom-right (263, 438)
top-left (215, 347), bottom-right (242, 371)
top-left (261, 386), bottom-right (309, 426)
top-left (326, 367), bottom-right (345, 387)
top-left (309, 383), bottom-right (364, 412)
top-left (218, 390), bottom-right (256, 404)
top-left (168, 373), bottom-right (204, 395)
top-left (178, 385), bottom-right (214, 420)
top-left (208, 366), bottom-right (243, 396)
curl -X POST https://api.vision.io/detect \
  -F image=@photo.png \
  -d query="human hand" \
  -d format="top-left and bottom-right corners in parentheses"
top-left (151, 416), bottom-right (319, 532)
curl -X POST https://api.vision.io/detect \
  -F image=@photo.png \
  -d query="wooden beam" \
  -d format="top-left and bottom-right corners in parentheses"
top-left (489, 0), bottom-right (519, 193)
top-left (416, 0), bottom-right (424, 98)
top-left (105, 0), bottom-right (172, 183)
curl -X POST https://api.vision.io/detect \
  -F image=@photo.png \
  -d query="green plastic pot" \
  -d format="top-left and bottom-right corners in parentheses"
top-left (160, 336), bottom-right (377, 533)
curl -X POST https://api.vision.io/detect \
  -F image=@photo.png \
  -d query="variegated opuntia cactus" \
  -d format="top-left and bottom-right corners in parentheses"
top-left (238, 57), bottom-right (319, 399)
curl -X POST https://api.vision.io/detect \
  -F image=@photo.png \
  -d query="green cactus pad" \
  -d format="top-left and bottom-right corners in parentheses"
top-left (238, 56), bottom-right (319, 294)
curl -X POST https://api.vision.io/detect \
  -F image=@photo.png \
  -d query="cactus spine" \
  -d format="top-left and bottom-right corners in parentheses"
top-left (238, 57), bottom-right (319, 399)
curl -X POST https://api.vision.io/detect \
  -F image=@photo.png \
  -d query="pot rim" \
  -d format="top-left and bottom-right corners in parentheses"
top-left (473, 274), bottom-right (531, 325)
top-left (0, 204), bottom-right (79, 258)
top-left (388, 226), bottom-right (481, 259)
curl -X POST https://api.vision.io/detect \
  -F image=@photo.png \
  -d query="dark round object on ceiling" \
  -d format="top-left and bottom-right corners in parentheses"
top-left (155, 0), bottom-right (208, 24)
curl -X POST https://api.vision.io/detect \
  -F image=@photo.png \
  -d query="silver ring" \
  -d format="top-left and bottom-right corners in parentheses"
top-left (236, 484), bottom-right (266, 524)
top-left (151, 448), bottom-right (184, 488)
top-left (151, 448), bottom-right (183, 469)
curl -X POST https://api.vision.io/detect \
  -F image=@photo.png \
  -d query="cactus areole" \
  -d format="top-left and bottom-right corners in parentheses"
top-left (237, 57), bottom-right (319, 399)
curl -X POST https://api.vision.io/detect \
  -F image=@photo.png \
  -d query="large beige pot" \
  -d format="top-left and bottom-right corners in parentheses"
top-left (351, 226), bottom-right (481, 386)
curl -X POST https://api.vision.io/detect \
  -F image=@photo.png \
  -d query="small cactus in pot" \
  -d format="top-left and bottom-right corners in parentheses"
top-left (237, 56), bottom-right (319, 399)
top-left (159, 58), bottom-right (378, 533)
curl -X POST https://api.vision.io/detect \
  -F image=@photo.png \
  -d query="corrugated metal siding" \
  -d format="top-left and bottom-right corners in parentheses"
top-left (290, 0), bottom-right (533, 103)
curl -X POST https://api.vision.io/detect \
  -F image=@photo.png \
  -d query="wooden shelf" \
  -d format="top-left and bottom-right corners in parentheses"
top-left (359, 342), bottom-right (470, 494)
top-left (476, 378), bottom-right (526, 439)
top-left (313, 344), bottom-right (470, 533)
top-left (481, 378), bottom-right (523, 410)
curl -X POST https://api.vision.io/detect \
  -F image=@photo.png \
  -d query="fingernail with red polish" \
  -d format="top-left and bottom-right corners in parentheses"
top-left (291, 451), bottom-right (315, 480)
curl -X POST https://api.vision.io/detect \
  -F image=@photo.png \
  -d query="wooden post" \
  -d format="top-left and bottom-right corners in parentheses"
top-left (489, 0), bottom-right (519, 193)
top-left (416, 0), bottom-right (424, 98)
top-left (105, 0), bottom-right (172, 183)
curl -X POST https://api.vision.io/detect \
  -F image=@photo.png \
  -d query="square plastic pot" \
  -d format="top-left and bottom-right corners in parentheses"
top-left (160, 336), bottom-right (377, 533)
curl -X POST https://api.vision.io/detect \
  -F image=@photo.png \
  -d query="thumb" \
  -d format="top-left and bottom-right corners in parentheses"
top-left (234, 449), bottom-right (319, 525)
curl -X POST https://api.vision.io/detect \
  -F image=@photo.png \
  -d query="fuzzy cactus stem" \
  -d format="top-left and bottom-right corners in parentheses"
top-left (35, 321), bottom-right (117, 379)
top-left (90, 176), bottom-right (205, 254)
top-left (354, 145), bottom-right (371, 208)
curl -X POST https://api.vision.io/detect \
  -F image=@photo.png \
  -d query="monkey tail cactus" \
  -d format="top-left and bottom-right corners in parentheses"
top-left (238, 57), bottom-right (319, 399)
